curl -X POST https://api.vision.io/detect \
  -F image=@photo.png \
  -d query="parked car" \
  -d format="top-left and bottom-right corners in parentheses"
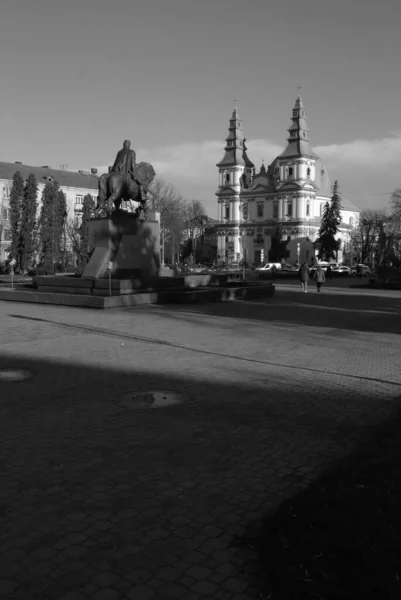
top-left (281, 263), bottom-right (299, 272)
top-left (310, 261), bottom-right (331, 274)
top-left (336, 265), bottom-right (351, 274)
top-left (351, 264), bottom-right (372, 276)
top-left (255, 262), bottom-right (281, 272)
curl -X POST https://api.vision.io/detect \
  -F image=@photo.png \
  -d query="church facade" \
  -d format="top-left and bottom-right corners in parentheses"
top-left (215, 95), bottom-right (360, 266)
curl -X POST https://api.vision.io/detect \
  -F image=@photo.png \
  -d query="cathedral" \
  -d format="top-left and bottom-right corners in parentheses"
top-left (215, 95), bottom-right (360, 266)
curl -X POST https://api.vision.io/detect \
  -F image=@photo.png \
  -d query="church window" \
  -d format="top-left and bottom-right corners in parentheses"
top-left (257, 203), bottom-right (264, 217)
top-left (288, 167), bottom-right (293, 177)
top-left (306, 202), bottom-right (310, 216)
top-left (321, 168), bottom-right (325, 175)
top-left (273, 201), bottom-right (278, 218)
top-left (226, 173), bottom-right (230, 183)
top-left (307, 167), bottom-right (311, 177)
top-left (287, 200), bottom-right (293, 217)
top-left (225, 206), bottom-right (230, 219)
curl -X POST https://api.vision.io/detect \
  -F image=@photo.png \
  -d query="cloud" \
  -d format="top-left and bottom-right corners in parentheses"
top-left (316, 134), bottom-right (401, 169)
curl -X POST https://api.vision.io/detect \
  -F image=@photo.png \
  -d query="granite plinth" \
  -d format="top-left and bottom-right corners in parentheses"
top-left (82, 212), bottom-right (160, 280)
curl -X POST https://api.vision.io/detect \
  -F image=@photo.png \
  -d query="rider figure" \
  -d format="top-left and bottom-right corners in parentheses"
top-left (111, 140), bottom-right (143, 199)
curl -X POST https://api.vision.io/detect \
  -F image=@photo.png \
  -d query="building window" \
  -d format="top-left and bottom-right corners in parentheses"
top-left (287, 200), bottom-right (293, 217)
top-left (320, 203), bottom-right (325, 216)
top-left (243, 204), bottom-right (248, 219)
top-left (225, 206), bottom-right (230, 219)
top-left (2, 208), bottom-right (10, 221)
top-left (288, 167), bottom-right (293, 177)
top-left (349, 217), bottom-right (354, 227)
top-left (3, 229), bottom-right (11, 241)
top-left (257, 203), bottom-right (264, 217)
top-left (306, 167), bottom-right (311, 177)
top-left (273, 201), bottom-right (278, 218)
top-left (225, 173), bottom-right (230, 183)
top-left (2, 186), bottom-right (10, 200)
top-left (306, 202), bottom-right (310, 216)
top-left (75, 194), bottom-right (83, 205)
top-left (321, 169), bottom-right (325, 175)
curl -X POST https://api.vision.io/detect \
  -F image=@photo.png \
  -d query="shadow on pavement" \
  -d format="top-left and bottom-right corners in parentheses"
top-left (141, 288), bottom-right (401, 335)
top-left (250, 409), bottom-right (401, 599)
top-left (1, 351), bottom-right (401, 599)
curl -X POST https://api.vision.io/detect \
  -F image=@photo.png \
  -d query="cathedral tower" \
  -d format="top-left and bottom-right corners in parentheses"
top-left (216, 107), bottom-right (254, 263)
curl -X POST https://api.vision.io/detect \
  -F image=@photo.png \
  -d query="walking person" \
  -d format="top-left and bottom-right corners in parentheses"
top-left (271, 264), bottom-right (277, 281)
top-left (314, 265), bottom-right (326, 292)
top-left (299, 262), bottom-right (310, 293)
top-left (326, 264), bottom-right (332, 280)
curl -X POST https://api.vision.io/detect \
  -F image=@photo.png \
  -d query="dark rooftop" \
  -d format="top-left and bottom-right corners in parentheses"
top-left (0, 162), bottom-right (98, 190)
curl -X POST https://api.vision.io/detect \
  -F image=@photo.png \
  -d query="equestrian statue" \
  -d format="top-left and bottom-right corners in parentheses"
top-left (95, 140), bottom-right (156, 216)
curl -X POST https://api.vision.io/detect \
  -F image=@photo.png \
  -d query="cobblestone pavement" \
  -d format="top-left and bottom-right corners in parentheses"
top-left (1, 288), bottom-right (401, 599)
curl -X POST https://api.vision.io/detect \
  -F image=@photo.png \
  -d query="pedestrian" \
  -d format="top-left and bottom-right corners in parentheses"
top-left (326, 264), bottom-right (332, 280)
top-left (272, 264), bottom-right (277, 281)
top-left (299, 262), bottom-right (310, 293)
top-left (314, 265), bottom-right (326, 292)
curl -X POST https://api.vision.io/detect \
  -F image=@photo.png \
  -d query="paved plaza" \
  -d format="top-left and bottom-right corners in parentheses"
top-left (1, 286), bottom-right (401, 599)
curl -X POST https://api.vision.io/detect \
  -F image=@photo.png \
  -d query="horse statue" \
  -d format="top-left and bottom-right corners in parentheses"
top-left (95, 161), bottom-right (156, 217)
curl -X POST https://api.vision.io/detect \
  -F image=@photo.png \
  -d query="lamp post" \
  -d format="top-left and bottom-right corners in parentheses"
top-left (297, 242), bottom-right (300, 264)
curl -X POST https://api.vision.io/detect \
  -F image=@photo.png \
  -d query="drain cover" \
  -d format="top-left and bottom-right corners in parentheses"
top-left (0, 369), bottom-right (32, 382)
top-left (120, 391), bottom-right (184, 410)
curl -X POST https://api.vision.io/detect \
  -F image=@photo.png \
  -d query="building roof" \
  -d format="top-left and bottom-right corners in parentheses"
top-left (277, 95), bottom-right (319, 160)
top-left (0, 162), bottom-right (98, 190)
top-left (216, 108), bottom-right (255, 168)
top-left (341, 198), bottom-right (360, 213)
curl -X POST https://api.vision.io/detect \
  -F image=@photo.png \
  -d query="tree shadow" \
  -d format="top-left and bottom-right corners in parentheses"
top-left (1, 350), bottom-right (401, 599)
top-left (143, 288), bottom-right (401, 335)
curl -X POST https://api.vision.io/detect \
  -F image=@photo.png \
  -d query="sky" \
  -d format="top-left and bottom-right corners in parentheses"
top-left (1, 0), bottom-right (400, 219)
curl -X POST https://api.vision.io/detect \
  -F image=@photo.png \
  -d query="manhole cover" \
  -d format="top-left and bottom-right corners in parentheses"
top-left (120, 391), bottom-right (184, 410)
top-left (0, 369), bottom-right (32, 382)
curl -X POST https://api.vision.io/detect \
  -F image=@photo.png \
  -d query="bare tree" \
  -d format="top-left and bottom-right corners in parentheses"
top-left (145, 177), bottom-right (185, 263)
top-left (183, 199), bottom-right (207, 241)
top-left (350, 210), bottom-right (385, 264)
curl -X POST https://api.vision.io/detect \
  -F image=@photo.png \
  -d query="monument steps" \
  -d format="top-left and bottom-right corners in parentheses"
top-left (0, 276), bottom-right (275, 309)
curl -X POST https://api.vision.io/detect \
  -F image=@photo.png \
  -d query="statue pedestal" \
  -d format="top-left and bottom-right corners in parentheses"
top-left (82, 212), bottom-right (160, 279)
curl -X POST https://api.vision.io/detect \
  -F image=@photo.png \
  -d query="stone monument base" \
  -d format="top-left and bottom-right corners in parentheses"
top-left (82, 212), bottom-right (160, 280)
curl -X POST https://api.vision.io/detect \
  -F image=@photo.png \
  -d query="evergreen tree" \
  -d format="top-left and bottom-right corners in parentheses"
top-left (316, 181), bottom-right (343, 261)
top-left (9, 171), bottom-right (24, 267)
top-left (19, 174), bottom-right (38, 272)
top-left (39, 180), bottom-right (66, 270)
top-left (55, 190), bottom-right (67, 269)
top-left (78, 194), bottom-right (95, 268)
top-left (268, 224), bottom-right (289, 263)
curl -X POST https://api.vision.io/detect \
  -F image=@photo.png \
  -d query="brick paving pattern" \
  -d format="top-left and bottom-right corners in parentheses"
top-left (0, 287), bottom-right (400, 599)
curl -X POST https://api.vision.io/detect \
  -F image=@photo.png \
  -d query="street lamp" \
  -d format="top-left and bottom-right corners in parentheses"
top-left (297, 242), bottom-right (300, 264)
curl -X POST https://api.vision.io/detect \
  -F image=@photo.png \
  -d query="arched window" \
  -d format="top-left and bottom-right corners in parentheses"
top-left (226, 173), bottom-right (230, 183)
top-left (306, 167), bottom-right (311, 177)
top-left (288, 167), bottom-right (293, 177)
